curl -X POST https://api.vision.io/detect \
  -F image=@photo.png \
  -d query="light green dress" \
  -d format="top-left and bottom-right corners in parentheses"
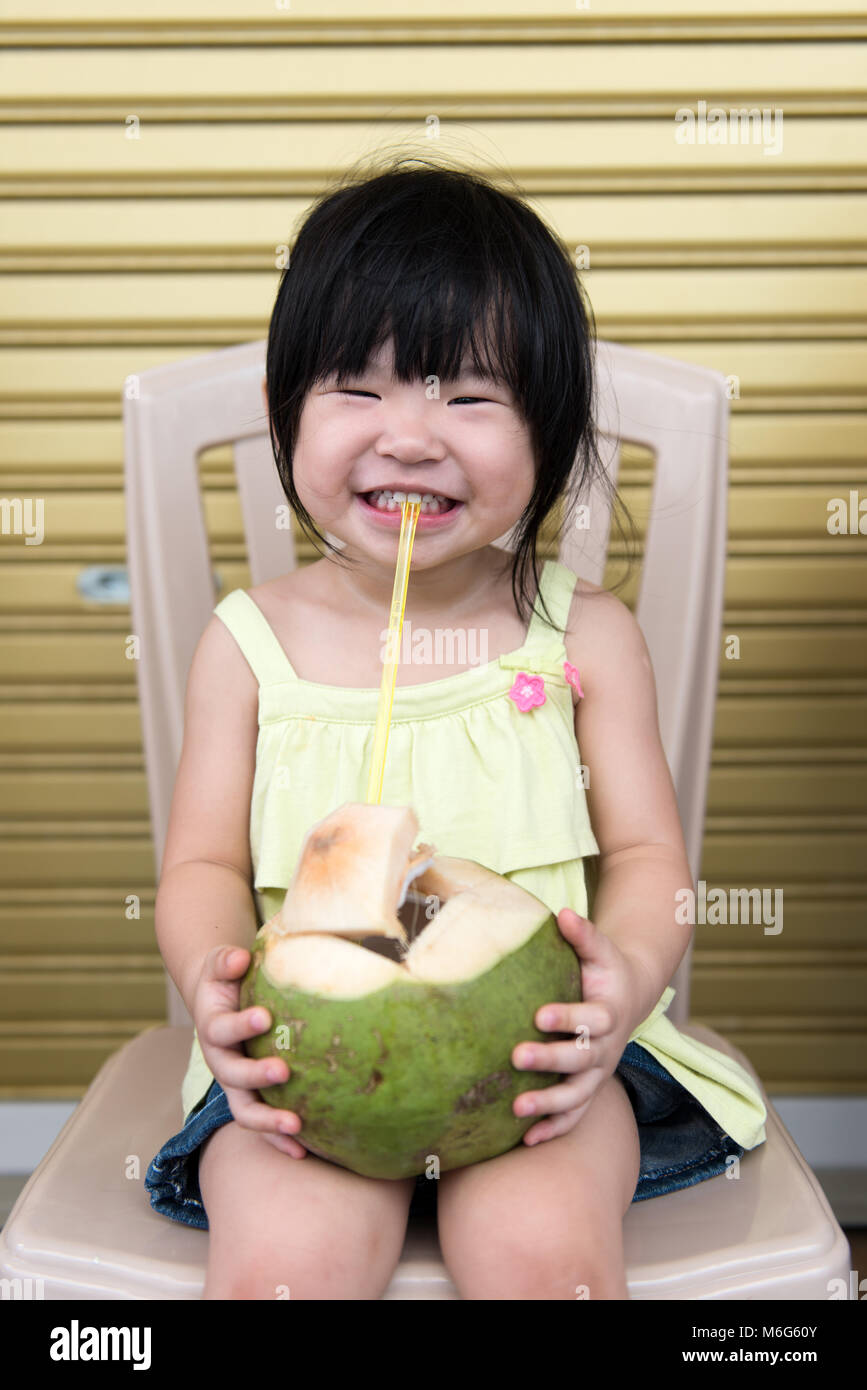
top-left (179, 559), bottom-right (767, 1156)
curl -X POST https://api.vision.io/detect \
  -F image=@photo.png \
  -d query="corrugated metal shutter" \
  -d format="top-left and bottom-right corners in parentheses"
top-left (1, 0), bottom-right (865, 1096)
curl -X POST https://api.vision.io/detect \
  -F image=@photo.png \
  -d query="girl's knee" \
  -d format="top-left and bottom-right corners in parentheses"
top-left (204, 1250), bottom-right (376, 1301)
top-left (199, 1123), bottom-right (415, 1299)
top-left (203, 1261), bottom-right (291, 1301)
top-left (205, 1204), bottom-right (407, 1300)
top-left (438, 1164), bottom-right (630, 1300)
top-left (445, 1227), bottom-right (628, 1301)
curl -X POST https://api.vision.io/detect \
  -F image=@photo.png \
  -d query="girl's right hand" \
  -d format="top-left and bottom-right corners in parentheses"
top-left (192, 944), bottom-right (307, 1158)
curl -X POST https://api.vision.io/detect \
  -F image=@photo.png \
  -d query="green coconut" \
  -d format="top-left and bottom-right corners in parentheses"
top-left (241, 802), bottom-right (581, 1181)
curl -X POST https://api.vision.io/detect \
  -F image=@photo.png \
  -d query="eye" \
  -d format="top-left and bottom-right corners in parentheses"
top-left (450, 396), bottom-right (488, 405)
top-left (338, 389), bottom-right (378, 398)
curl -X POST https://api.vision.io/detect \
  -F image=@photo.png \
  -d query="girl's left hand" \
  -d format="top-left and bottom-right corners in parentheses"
top-left (511, 907), bottom-right (645, 1146)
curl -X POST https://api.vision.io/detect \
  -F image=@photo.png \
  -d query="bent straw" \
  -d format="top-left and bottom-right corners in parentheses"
top-left (365, 495), bottom-right (422, 805)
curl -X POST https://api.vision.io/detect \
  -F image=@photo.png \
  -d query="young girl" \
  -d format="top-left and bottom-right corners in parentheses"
top-left (145, 155), bottom-right (767, 1301)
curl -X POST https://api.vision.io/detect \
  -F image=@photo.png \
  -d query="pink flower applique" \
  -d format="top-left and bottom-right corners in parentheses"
top-left (563, 661), bottom-right (584, 698)
top-left (508, 671), bottom-right (546, 712)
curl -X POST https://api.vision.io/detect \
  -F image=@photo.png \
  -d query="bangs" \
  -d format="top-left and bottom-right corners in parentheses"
top-left (307, 242), bottom-right (519, 399)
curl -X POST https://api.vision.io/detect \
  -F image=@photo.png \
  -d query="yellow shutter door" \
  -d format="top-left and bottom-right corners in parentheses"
top-left (1, 0), bottom-right (865, 1096)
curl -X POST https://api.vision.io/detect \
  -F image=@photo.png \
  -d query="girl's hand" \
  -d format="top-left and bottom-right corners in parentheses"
top-left (510, 908), bottom-right (644, 1146)
top-left (192, 945), bottom-right (308, 1159)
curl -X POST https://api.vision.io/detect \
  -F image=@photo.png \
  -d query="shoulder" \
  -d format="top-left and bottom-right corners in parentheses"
top-left (247, 570), bottom-right (294, 607)
top-left (562, 573), bottom-right (655, 711)
top-left (189, 606), bottom-right (258, 705)
top-left (247, 560), bottom-right (323, 615)
top-left (193, 572), bottom-right (303, 702)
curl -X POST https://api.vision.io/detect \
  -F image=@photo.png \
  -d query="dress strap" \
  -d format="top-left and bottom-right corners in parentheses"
top-left (521, 559), bottom-right (580, 655)
top-left (213, 589), bottom-right (297, 687)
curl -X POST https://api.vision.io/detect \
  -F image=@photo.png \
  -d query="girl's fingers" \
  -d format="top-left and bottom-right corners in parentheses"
top-left (208, 1046), bottom-right (290, 1093)
top-left (259, 1131), bottom-right (308, 1159)
top-left (513, 1067), bottom-right (603, 1121)
top-left (523, 1104), bottom-right (593, 1146)
top-left (533, 1000), bottom-right (616, 1040)
top-left (205, 1003), bottom-right (273, 1049)
top-left (204, 944), bottom-right (251, 984)
top-left (223, 1083), bottom-right (303, 1141)
top-left (513, 1035), bottom-right (605, 1075)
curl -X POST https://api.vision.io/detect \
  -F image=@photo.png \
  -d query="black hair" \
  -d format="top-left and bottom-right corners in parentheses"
top-left (264, 149), bottom-right (638, 634)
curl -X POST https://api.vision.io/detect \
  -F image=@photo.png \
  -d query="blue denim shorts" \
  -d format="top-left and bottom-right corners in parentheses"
top-left (144, 1041), bottom-right (745, 1230)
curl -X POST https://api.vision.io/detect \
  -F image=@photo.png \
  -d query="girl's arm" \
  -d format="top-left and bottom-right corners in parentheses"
top-left (570, 584), bottom-right (695, 1031)
top-left (154, 615), bottom-right (306, 1156)
top-left (154, 615), bottom-right (260, 1012)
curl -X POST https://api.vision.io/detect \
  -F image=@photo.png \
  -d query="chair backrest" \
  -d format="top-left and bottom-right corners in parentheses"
top-left (123, 339), bottom-right (728, 1030)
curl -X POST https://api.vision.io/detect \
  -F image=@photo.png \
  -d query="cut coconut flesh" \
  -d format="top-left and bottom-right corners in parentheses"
top-left (275, 802), bottom-right (436, 943)
top-left (260, 851), bottom-right (554, 994)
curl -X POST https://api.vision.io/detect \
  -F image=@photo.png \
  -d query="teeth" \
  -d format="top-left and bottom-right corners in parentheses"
top-left (365, 489), bottom-right (455, 514)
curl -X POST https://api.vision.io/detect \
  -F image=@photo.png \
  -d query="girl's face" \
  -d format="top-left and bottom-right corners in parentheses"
top-left (290, 337), bottom-right (536, 572)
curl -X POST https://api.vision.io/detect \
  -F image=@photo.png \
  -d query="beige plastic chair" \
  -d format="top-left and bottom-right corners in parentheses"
top-left (1, 340), bottom-right (850, 1299)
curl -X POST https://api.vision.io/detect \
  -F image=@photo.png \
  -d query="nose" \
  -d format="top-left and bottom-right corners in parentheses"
top-left (372, 395), bottom-right (448, 465)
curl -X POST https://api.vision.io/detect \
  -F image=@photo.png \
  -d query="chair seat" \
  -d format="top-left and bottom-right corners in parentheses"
top-left (0, 1024), bottom-right (850, 1300)
top-left (624, 1023), bottom-right (851, 1300)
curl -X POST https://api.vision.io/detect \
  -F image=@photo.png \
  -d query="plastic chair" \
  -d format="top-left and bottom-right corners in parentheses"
top-left (0, 339), bottom-right (850, 1299)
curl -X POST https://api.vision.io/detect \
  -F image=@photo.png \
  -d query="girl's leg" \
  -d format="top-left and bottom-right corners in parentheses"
top-left (198, 1120), bottom-right (417, 1300)
top-left (436, 1072), bottom-right (641, 1301)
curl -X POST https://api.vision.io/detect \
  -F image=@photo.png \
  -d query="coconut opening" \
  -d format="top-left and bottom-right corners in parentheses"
top-left (259, 805), bottom-right (554, 993)
top-left (358, 888), bottom-right (441, 962)
top-left (261, 861), bottom-right (552, 994)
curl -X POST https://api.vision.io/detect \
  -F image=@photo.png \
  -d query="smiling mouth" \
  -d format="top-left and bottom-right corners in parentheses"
top-left (358, 489), bottom-right (458, 515)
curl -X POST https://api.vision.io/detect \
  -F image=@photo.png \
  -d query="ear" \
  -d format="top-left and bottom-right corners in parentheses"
top-left (261, 375), bottom-right (268, 411)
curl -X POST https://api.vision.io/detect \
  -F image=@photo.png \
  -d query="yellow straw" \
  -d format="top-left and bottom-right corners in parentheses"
top-left (365, 495), bottom-right (422, 804)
